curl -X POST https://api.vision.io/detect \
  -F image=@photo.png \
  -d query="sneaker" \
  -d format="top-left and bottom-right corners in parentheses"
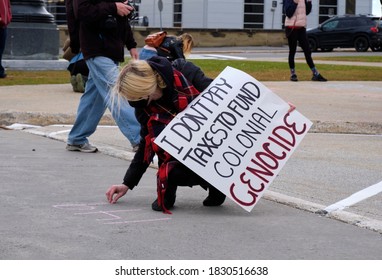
top-left (203, 186), bottom-right (226, 206)
top-left (66, 143), bottom-right (98, 153)
top-left (70, 75), bottom-right (78, 92)
top-left (76, 73), bottom-right (85, 92)
top-left (290, 74), bottom-right (298, 82)
top-left (312, 73), bottom-right (327, 82)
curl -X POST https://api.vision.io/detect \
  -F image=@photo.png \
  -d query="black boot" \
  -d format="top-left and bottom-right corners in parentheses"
top-left (152, 186), bottom-right (177, 211)
top-left (203, 186), bottom-right (226, 206)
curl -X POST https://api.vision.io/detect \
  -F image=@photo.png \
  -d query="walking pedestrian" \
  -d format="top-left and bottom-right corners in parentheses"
top-left (65, 0), bottom-right (141, 153)
top-left (284, 0), bottom-right (327, 82)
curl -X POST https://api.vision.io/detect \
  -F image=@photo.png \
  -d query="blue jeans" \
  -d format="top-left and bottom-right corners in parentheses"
top-left (67, 56), bottom-right (141, 146)
top-left (139, 48), bottom-right (157, 60)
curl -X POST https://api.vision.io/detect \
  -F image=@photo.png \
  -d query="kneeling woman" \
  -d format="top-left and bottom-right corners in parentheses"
top-left (106, 56), bottom-right (225, 213)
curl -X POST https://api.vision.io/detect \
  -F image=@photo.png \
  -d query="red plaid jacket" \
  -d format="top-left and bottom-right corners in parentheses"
top-left (144, 69), bottom-right (200, 213)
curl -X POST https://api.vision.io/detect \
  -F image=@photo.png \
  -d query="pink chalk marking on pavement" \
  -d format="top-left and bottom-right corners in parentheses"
top-left (74, 209), bottom-right (142, 221)
top-left (103, 217), bottom-right (172, 225)
top-left (52, 203), bottom-right (171, 224)
top-left (52, 203), bottom-right (109, 211)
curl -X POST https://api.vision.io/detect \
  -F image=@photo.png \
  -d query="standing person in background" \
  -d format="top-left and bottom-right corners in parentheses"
top-left (284, 0), bottom-right (327, 82)
top-left (65, 0), bottom-right (141, 153)
top-left (139, 33), bottom-right (194, 61)
top-left (62, 38), bottom-right (89, 93)
top-left (67, 52), bottom-right (89, 93)
top-left (0, 0), bottom-right (12, 78)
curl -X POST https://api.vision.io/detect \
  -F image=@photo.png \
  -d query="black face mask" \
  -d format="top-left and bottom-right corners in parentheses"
top-left (128, 99), bottom-right (149, 108)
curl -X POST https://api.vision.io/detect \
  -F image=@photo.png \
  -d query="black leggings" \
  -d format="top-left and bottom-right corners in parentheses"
top-left (286, 27), bottom-right (315, 70)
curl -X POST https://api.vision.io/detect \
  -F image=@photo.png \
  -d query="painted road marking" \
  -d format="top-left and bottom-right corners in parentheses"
top-left (53, 202), bottom-right (172, 225)
top-left (324, 181), bottom-right (382, 213)
top-left (103, 218), bottom-right (172, 225)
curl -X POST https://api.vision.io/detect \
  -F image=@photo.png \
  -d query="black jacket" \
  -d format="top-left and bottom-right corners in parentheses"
top-left (122, 57), bottom-right (213, 189)
top-left (66, 0), bottom-right (137, 62)
top-left (156, 36), bottom-right (185, 62)
top-left (172, 58), bottom-right (213, 92)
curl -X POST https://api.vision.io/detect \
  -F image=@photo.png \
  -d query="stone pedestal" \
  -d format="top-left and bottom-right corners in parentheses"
top-left (5, 22), bottom-right (59, 60)
top-left (4, 0), bottom-right (60, 60)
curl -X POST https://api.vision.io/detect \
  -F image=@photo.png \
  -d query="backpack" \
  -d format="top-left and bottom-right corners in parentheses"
top-left (145, 31), bottom-right (167, 48)
top-left (283, 0), bottom-right (298, 18)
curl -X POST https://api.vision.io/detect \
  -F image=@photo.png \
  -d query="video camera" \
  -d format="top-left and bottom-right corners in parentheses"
top-left (125, 1), bottom-right (138, 20)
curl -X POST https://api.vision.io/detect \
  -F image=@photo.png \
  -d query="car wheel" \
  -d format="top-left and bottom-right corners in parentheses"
top-left (308, 38), bottom-right (318, 52)
top-left (354, 37), bottom-right (369, 52)
top-left (371, 44), bottom-right (382, 52)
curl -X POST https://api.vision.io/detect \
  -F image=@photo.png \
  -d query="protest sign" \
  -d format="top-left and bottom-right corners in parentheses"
top-left (154, 67), bottom-right (312, 212)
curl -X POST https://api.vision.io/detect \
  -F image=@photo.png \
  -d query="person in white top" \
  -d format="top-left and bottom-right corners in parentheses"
top-left (284, 0), bottom-right (327, 82)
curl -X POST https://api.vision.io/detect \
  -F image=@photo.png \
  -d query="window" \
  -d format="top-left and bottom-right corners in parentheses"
top-left (322, 20), bottom-right (339, 31)
top-left (173, 0), bottom-right (182, 28)
top-left (46, 0), bottom-right (67, 25)
top-left (345, 0), bottom-right (355, 15)
top-left (244, 0), bottom-right (264, 29)
top-left (355, 18), bottom-right (368, 26)
top-left (337, 19), bottom-right (352, 28)
top-left (319, 0), bottom-right (338, 24)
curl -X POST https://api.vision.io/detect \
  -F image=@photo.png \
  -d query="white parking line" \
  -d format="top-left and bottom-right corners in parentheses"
top-left (204, 54), bottom-right (247, 60)
top-left (324, 181), bottom-right (382, 213)
top-left (190, 54), bottom-right (246, 60)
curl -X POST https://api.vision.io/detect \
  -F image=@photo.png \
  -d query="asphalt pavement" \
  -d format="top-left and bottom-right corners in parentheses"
top-left (0, 51), bottom-right (381, 260)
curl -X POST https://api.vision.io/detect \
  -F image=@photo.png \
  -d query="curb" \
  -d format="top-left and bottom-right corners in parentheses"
top-left (1, 111), bottom-right (381, 135)
top-left (0, 111), bottom-right (115, 127)
top-left (263, 191), bottom-right (382, 234)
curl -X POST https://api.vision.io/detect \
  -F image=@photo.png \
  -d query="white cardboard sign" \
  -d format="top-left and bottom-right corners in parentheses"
top-left (155, 67), bottom-right (312, 212)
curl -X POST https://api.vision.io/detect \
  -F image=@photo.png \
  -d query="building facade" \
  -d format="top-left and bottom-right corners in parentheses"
top-left (137, 0), bottom-right (382, 30)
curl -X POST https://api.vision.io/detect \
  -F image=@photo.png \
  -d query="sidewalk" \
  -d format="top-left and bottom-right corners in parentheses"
top-left (1, 81), bottom-right (381, 134)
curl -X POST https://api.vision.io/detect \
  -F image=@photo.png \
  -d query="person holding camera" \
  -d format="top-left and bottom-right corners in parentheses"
top-left (65, 0), bottom-right (141, 153)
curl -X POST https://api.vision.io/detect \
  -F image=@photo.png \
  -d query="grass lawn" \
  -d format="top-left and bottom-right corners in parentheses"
top-left (1, 57), bottom-right (381, 86)
top-left (311, 56), bottom-right (382, 63)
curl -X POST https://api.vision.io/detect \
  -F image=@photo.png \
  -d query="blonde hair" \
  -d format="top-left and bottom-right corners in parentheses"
top-left (178, 33), bottom-right (194, 57)
top-left (111, 60), bottom-right (166, 113)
